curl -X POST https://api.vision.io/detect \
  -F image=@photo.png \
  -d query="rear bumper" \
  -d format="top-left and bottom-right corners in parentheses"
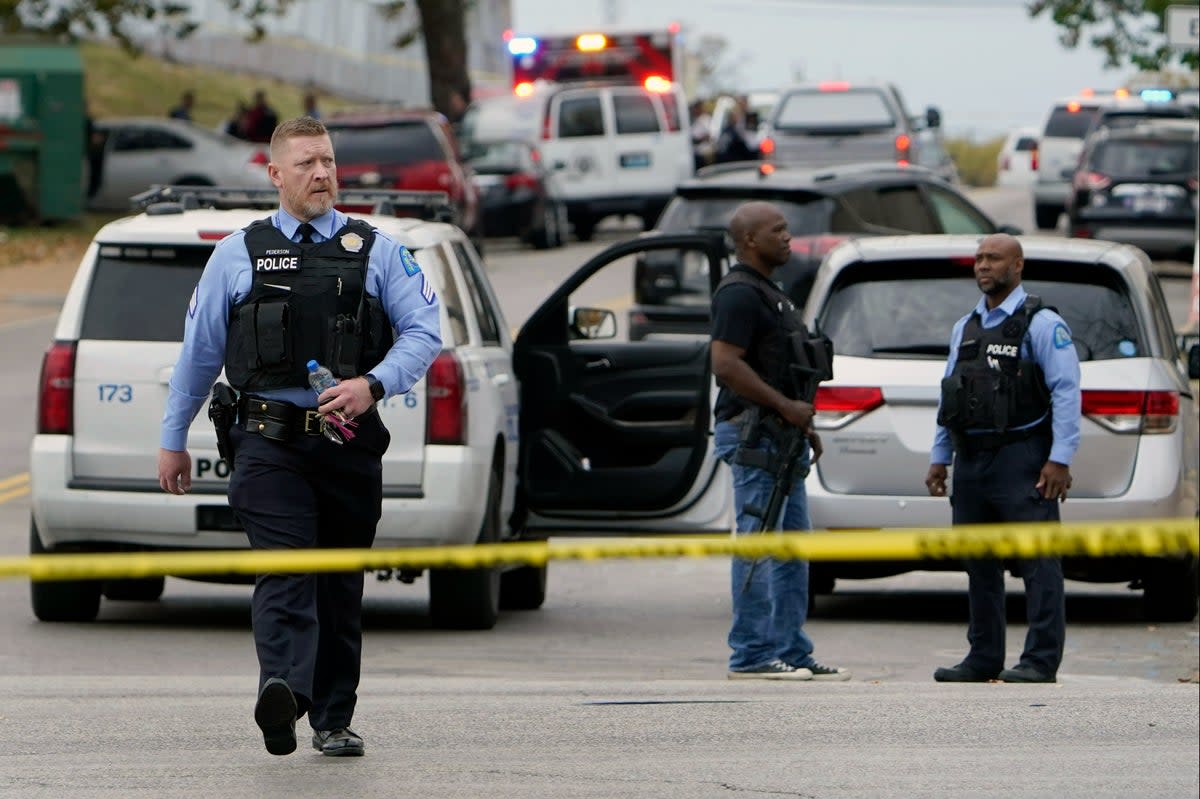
top-left (29, 437), bottom-right (489, 552)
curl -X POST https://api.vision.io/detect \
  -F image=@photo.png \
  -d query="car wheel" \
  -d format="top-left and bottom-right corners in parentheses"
top-left (532, 203), bottom-right (558, 250)
top-left (103, 576), bottom-right (166, 602)
top-left (500, 562), bottom-right (548, 610)
top-left (429, 459), bottom-right (502, 630)
top-left (29, 519), bottom-right (102, 623)
top-left (573, 215), bottom-right (595, 242)
top-left (1142, 557), bottom-right (1199, 622)
top-left (1034, 204), bottom-right (1060, 231)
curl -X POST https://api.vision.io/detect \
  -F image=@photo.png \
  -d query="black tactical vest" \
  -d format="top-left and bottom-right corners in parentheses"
top-left (937, 295), bottom-right (1052, 434)
top-left (713, 268), bottom-right (833, 403)
top-left (224, 218), bottom-right (395, 392)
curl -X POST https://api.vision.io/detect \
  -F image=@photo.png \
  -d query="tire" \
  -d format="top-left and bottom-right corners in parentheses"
top-left (429, 460), bottom-right (502, 630)
top-left (532, 203), bottom-right (558, 250)
top-left (573, 215), bottom-right (595, 242)
top-left (1034, 204), bottom-right (1060, 231)
top-left (29, 520), bottom-right (102, 623)
top-left (500, 563), bottom-right (548, 610)
top-left (103, 576), bottom-right (166, 602)
top-left (1142, 557), bottom-right (1199, 622)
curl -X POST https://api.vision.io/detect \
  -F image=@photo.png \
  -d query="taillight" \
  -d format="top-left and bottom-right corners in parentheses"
top-left (1075, 171), bottom-right (1111, 191)
top-left (895, 134), bottom-right (911, 162)
top-left (1081, 389), bottom-right (1178, 434)
top-left (812, 386), bottom-right (884, 430)
top-left (1001, 155), bottom-right (1011, 171)
top-left (248, 150), bottom-right (269, 167)
top-left (426, 351), bottom-right (467, 445)
top-left (1031, 146), bottom-right (1039, 172)
top-left (38, 341), bottom-right (76, 435)
top-left (789, 234), bottom-right (848, 260)
top-left (759, 136), bottom-right (775, 159)
top-left (505, 172), bottom-right (541, 192)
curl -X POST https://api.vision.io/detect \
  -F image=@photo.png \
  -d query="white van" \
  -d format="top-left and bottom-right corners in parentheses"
top-left (1032, 95), bottom-right (1109, 229)
top-left (996, 126), bottom-right (1039, 187)
top-left (459, 81), bottom-right (693, 240)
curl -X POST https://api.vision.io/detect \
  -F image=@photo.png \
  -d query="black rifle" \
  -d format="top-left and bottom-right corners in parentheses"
top-left (734, 408), bottom-right (811, 592)
top-left (208, 382), bottom-right (238, 472)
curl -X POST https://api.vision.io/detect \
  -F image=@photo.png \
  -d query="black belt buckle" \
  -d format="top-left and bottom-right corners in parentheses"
top-left (303, 409), bottom-right (323, 435)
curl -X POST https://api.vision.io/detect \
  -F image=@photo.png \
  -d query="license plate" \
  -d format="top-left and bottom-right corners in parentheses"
top-left (1131, 195), bottom-right (1170, 213)
top-left (619, 152), bottom-right (651, 168)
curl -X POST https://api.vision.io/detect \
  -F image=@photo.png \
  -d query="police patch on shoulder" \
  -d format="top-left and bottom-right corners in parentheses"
top-left (420, 273), bottom-right (436, 305)
top-left (401, 248), bottom-right (421, 276)
top-left (187, 286), bottom-right (198, 318)
top-left (1053, 323), bottom-right (1072, 349)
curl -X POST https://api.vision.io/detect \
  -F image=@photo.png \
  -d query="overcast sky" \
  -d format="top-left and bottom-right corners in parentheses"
top-left (509, 0), bottom-right (1180, 138)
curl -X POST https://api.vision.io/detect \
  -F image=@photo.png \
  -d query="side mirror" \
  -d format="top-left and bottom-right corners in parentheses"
top-left (926, 106), bottom-right (942, 129)
top-left (570, 307), bottom-right (617, 340)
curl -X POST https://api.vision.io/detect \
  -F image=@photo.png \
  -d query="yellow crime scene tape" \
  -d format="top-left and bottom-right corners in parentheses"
top-left (0, 518), bottom-right (1195, 583)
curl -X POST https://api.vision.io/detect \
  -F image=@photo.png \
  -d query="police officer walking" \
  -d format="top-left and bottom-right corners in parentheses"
top-left (157, 116), bottom-right (441, 756)
top-left (711, 201), bottom-right (850, 681)
top-left (925, 232), bottom-right (1080, 684)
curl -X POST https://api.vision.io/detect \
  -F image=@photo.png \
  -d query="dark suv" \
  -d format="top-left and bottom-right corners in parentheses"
top-left (326, 109), bottom-right (482, 246)
top-left (629, 162), bottom-right (1016, 339)
top-left (1066, 119), bottom-right (1198, 260)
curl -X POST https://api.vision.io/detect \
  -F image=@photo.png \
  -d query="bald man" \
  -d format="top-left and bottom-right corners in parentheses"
top-left (927, 233), bottom-right (1081, 684)
top-left (710, 201), bottom-right (850, 681)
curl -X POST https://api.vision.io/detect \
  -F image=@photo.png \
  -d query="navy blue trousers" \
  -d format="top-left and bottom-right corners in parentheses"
top-left (228, 411), bottom-right (389, 730)
top-left (951, 435), bottom-right (1066, 677)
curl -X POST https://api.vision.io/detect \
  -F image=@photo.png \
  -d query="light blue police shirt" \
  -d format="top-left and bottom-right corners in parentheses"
top-left (160, 207), bottom-right (442, 451)
top-left (930, 284), bottom-right (1081, 467)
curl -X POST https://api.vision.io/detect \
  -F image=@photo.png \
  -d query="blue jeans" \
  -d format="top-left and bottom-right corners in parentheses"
top-left (714, 419), bottom-right (816, 671)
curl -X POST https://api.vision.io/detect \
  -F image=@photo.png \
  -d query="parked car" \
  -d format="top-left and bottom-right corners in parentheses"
top-left (326, 109), bottom-right (482, 248)
top-left (1066, 119), bottom-right (1198, 260)
top-left (628, 161), bottom-right (1019, 340)
top-left (1032, 93), bottom-right (1111, 230)
top-left (465, 138), bottom-right (567, 249)
top-left (87, 118), bottom-right (272, 211)
top-left (803, 234), bottom-right (1199, 621)
top-left (759, 81), bottom-right (940, 170)
top-left (29, 186), bottom-right (733, 628)
top-left (458, 80), bottom-right (693, 240)
top-left (996, 126), bottom-right (1039, 187)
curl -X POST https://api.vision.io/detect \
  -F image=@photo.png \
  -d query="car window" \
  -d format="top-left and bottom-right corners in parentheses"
top-left (110, 127), bottom-right (192, 152)
top-left (451, 241), bottom-right (502, 345)
top-left (925, 186), bottom-right (993, 234)
top-left (839, 185), bottom-right (936, 233)
top-left (817, 263), bottom-right (1142, 362)
top-left (557, 96), bottom-right (604, 138)
top-left (1091, 139), bottom-right (1197, 175)
top-left (658, 194), bottom-right (835, 236)
top-left (659, 92), bottom-right (682, 132)
top-left (80, 246), bottom-right (212, 340)
top-left (612, 92), bottom-right (660, 135)
top-left (1043, 105), bottom-right (1101, 138)
top-left (415, 245), bottom-right (468, 346)
top-left (1016, 136), bottom-right (1038, 151)
top-left (774, 88), bottom-right (896, 130)
top-left (329, 122), bottom-right (444, 163)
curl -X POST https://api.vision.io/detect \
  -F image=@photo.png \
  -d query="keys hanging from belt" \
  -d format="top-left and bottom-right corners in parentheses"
top-left (318, 409), bottom-right (359, 444)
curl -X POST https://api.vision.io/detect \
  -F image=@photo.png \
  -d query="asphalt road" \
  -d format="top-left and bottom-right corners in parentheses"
top-left (0, 186), bottom-right (1196, 798)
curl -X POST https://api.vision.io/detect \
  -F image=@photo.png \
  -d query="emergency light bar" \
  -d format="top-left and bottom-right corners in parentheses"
top-left (508, 28), bottom-right (680, 90)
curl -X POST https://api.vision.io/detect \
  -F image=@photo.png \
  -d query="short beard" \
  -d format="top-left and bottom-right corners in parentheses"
top-left (979, 273), bottom-right (1011, 296)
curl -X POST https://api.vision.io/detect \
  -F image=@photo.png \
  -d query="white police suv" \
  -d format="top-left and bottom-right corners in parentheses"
top-left (30, 187), bottom-right (732, 628)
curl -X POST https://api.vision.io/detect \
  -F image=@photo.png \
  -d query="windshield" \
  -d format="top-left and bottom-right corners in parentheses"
top-left (329, 123), bottom-right (443, 164)
top-left (774, 89), bottom-right (896, 130)
top-left (1092, 139), bottom-right (1197, 175)
top-left (659, 194), bottom-right (834, 236)
top-left (818, 264), bottom-right (1142, 362)
top-left (1044, 105), bottom-right (1101, 138)
top-left (81, 247), bottom-right (213, 341)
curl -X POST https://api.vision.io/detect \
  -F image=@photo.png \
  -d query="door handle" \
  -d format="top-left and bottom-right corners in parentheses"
top-left (585, 357), bottom-right (611, 370)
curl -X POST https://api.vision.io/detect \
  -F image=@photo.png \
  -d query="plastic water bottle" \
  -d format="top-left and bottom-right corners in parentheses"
top-left (307, 359), bottom-right (338, 396)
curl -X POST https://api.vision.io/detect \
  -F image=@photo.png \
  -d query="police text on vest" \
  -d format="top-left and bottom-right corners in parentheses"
top-left (256, 256), bottom-right (300, 271)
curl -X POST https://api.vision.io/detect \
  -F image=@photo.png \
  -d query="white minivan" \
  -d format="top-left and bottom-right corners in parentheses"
top-left (459, 81), bottom-right (694, 240)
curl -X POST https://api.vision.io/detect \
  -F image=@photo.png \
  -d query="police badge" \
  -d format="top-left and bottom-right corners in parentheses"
top-left (340, 232), bottom-right (364, 253)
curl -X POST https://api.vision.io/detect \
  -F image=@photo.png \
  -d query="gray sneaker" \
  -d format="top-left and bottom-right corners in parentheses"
top-left (312, 727), bottom-right (365, 757)
top-left (728, 659), bottom-right (814, 680)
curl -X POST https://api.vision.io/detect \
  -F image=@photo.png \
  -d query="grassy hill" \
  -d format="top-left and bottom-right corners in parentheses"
top-left (82, 40), bottom-right (359, 124)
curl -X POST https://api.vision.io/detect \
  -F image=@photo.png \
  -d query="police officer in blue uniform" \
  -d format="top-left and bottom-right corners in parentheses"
top-left (925, 232), bottom-right (1080, 684)
top-left (158, 117), bottom-right (441, 756)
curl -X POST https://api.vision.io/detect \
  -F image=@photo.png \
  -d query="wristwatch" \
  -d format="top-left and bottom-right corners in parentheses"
top-left (365, 374), bottom-right (386, 403)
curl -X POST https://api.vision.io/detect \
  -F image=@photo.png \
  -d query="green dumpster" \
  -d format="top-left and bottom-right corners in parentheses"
top-left (0, 40), bottom-right (85, 223)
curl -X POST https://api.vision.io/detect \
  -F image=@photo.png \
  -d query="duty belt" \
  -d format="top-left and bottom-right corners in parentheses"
top-left (238, 396), bottom-right (325, 441)
top-left (953, 422), bottom-right (1050, 456)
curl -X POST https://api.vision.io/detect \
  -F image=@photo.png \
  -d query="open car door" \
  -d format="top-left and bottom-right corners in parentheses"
top-left (514, 232), bottom-right (728, 531)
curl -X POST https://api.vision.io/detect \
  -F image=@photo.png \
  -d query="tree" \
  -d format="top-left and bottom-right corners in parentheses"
top-left (0, 0), bottom-right (473, 121)
top-left (688, 32), bottom-right (748, 98)
top-left (1028, 0), bottom-right (1199, 71)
